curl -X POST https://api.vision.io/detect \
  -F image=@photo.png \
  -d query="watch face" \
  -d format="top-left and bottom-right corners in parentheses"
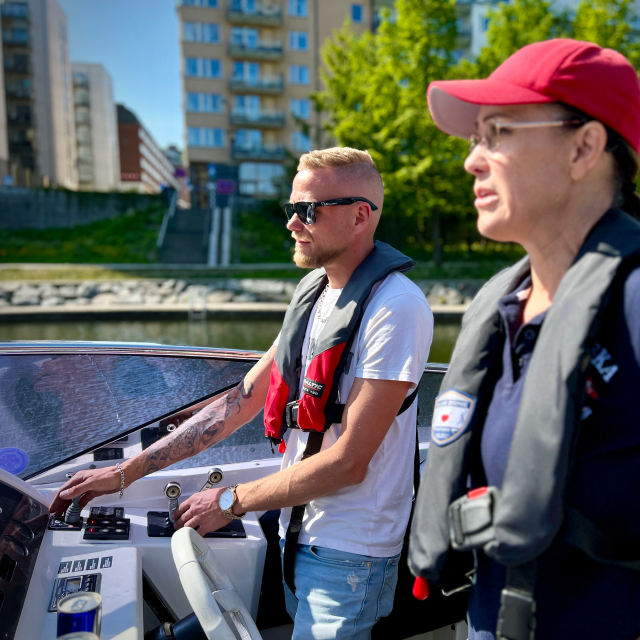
top-left (219, 489), bottom-right (234, 511)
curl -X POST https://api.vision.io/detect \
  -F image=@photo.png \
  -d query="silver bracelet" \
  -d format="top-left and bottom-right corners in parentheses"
top-left (115, 463), bottom-right (125, 500)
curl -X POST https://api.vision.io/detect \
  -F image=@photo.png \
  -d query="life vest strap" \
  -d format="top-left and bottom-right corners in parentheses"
top-left (283, 430), bottom-right (325, 596)
top-left (497, 561), bottom-right (537, 640)
top-left (284, 384), bottom-right (420, 431)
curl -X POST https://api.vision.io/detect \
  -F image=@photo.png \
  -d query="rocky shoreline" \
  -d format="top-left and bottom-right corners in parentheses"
top-left (0, 278), bottom-right (482, 309)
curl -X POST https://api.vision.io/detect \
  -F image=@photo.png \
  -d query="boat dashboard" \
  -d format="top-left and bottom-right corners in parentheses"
top-left (2, 461), bottom-right (275, 640)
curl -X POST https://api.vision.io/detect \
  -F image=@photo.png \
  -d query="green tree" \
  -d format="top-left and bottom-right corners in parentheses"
top-left (463, 0), bottom-right (640, 77)
top-left (317, 0), bottom-right (640, 265)
top-left (317, 0), bottom-right (472, 265)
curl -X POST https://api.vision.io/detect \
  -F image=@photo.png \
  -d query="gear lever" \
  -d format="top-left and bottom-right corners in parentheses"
top-left (64, 496), bottom-right (83, 525)
top-left (199, 468), bottom-right (223, 492)
top-left (165, 482), bottom-right (182, 523)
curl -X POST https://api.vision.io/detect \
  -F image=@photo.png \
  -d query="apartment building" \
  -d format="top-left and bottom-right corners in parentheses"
top-left (117, 104), bottom-right (181, 195)
top-left (0, 42), bottom-right (8, 179)
top-left (177, 0), bottom-right (375, 201)
top-left (0, 0), bottom-right (77, 188)
top-left (71, 63), bottom-right (120, 192)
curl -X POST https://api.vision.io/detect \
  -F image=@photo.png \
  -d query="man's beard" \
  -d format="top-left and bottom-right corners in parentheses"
top-left (293, 242), bottom-right (348, 269)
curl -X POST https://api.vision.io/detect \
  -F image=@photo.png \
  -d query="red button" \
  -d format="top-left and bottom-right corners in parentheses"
top-left (467, 487), bottom-right (489, 500)
top-left (413, 576), bottom-right (430, 600)
top-left (278, 441), bottom-right (286, 454)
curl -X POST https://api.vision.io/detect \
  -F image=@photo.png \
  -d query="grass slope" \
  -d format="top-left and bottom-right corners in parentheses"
top-left (0, 205), bottom-right (165, 264)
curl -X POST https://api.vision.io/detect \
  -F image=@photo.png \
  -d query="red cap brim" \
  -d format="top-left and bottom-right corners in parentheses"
top-left (427, 79), bottom-right (556, 138)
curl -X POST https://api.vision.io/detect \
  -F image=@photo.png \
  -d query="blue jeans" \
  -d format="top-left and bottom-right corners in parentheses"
top-left (279, 539), bottom-right (401, 640)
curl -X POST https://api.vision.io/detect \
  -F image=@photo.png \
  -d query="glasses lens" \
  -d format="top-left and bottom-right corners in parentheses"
top-left (469, 134), bottom-right (480, 153)
top-left (283, 203), bottom-right (294, 219)
top-left (486, 120), bottom-right (499, 152)
top-left (294, 202), bottom-right (313, 224)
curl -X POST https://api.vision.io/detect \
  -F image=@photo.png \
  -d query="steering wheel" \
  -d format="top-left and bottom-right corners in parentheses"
top-left (171, 527), bottom-right (263, 640)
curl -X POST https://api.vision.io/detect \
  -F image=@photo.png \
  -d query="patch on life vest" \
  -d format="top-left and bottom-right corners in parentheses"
top-left (432, 389), bottom-right (476, 446)
top-left (303, 377), bottom-right (325, 398)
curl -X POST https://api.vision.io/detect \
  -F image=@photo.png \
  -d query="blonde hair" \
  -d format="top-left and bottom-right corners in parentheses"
top-left (297, 147), bottom-right (377, 171)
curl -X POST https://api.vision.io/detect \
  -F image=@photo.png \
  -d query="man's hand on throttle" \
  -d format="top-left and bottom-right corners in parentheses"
top-left (49, 466), bottom-right (123, 515)
top-left (172, 487), bottom-right (234, 533)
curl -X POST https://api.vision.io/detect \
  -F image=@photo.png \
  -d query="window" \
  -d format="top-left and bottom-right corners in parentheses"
top-left (233, 61), bottom-right (260, 81)
top-left (291, 131), bottom-right (311, 152)
top-left (289, 65), bottom-right (309, 85)
top-left (351, 4), bottom-right (363, 23)
top-left (481, 15), bottom-right (490, 31)
top-left (1, 3), bottom-right (28, 18)
top-left (185, 58), bottom-right (198, 76)
top-left (185, 58), bottom-right (222, 78)
top-left (231, 27), bottom-right (258, 47)
top-left (231, 0), bottom-right (256, 11)
top-left (234, 95), bottom-right (261, 117)
top-left (188, 127), bottom-right (225, 147)
top-left (288, 31), bottom-right (308, 51)
top-left (239, 162), bottom-right (284, 197)
top-left (235, 128), bottom-right (262, 149)
top-left (288, 0), bottom-right (307, 17)
top-left (182, 0), bottom-right (218, 6)
top-left (183, 22), bottom-right (197, 41)
top-left (290, 99), bottom-right (310, 119)
top-left (186, 92), bottom-right (223, 113)
top-left (2, 28), bottom-right (28, 43)
top-left (183, 22), bottom-right (220, 43)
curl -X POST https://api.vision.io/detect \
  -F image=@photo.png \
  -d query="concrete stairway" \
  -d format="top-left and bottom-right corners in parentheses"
top-left (158, 209), bottom-right (209, 264)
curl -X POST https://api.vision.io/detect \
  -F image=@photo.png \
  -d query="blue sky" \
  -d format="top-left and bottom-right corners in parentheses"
top-left (58, 0), bottom-right (183, 149)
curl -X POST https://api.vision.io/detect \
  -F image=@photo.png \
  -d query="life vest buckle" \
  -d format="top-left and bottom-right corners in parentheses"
top-left (496, 588), bottom-right (536, 640)
top-left (449, 486), bottom-right (500, 552)
top-left (285, 401), bottom-right (299, 428)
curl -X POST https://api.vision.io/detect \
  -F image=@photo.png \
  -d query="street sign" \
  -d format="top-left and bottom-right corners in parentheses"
top-left (216, 179), bottom-right (236, 195)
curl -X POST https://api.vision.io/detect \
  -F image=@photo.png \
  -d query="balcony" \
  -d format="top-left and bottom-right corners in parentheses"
top-left (4, 58), bottom-right (30, 73)
top-left (231, 143), bottom-right (287, 162)
top-left (227, 40), bottom-right (283, 61)
top-left (230, 109), bottom-right (285, 128)
top-left (7, 112), bottom-right (32, 126)
top-left (227, 3), bottom-right (282, 27)
top-left (229, 75), bottom-right (283, 94)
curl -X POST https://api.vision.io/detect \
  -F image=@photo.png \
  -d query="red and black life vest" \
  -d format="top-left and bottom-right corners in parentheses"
top-left (264, 241), bottom-right (415, 449)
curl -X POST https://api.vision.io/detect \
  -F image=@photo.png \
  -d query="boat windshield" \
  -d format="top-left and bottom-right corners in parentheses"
top-left (0, 344), bottom-right (444, 481)
top-left (0, 351), bottom-right (256, 479)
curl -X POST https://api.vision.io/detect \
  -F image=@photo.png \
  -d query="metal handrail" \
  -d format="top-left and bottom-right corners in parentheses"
top-left (0, 341), bottom-right (450, 374)
top-left (157, 190), bottom-right (178, 249)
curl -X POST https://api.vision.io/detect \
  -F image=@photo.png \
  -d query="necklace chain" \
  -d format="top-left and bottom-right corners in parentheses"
top-left (316, 284), bottom-right (331, 323)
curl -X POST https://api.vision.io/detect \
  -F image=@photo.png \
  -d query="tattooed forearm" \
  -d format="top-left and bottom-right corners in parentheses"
top-left (139, 379), bottom-right (252, 476)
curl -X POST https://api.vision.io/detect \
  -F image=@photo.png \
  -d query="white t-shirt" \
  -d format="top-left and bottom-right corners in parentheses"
top-left (274, 271), bottom-right (433, 557)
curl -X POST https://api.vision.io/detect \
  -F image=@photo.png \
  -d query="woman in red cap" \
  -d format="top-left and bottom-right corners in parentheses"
top-left (409, 39), bottom-right (640, 639)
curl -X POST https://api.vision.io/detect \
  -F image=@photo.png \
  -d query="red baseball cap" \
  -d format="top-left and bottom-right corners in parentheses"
top-left (427, 38), bottom-right (640, 153)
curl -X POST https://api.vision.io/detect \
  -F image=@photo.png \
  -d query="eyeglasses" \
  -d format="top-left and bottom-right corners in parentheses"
top-left (469, 117), bottom-right (585, 154)
top-left (282, 197), bottom-right (379, 225)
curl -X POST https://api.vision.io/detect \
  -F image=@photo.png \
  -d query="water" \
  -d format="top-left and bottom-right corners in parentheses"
top-left (0, 319), bottom-right (461, 362)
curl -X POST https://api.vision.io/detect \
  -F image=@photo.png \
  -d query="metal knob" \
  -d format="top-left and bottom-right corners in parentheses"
top-left (199, 468), bottom-right (223, 492)
top-left (164, 482), bottom-right (182, 523)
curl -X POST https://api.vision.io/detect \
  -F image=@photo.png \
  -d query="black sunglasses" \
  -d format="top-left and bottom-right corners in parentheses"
top-left (282, 197), bottom-right (379, 225)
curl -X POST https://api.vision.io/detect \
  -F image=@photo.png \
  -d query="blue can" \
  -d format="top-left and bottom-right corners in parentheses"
top-left (57, 592), bottom-right (102, 637)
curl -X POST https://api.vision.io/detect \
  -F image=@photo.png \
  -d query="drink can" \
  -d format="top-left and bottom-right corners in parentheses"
top-left (58, 634), bottom-right (100, 640)
top-left (57, 592), bottom-right (102, 637)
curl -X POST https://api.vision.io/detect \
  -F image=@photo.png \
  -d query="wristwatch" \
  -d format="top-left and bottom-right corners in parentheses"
top-left (218, 484), bottom-right (246, 520)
